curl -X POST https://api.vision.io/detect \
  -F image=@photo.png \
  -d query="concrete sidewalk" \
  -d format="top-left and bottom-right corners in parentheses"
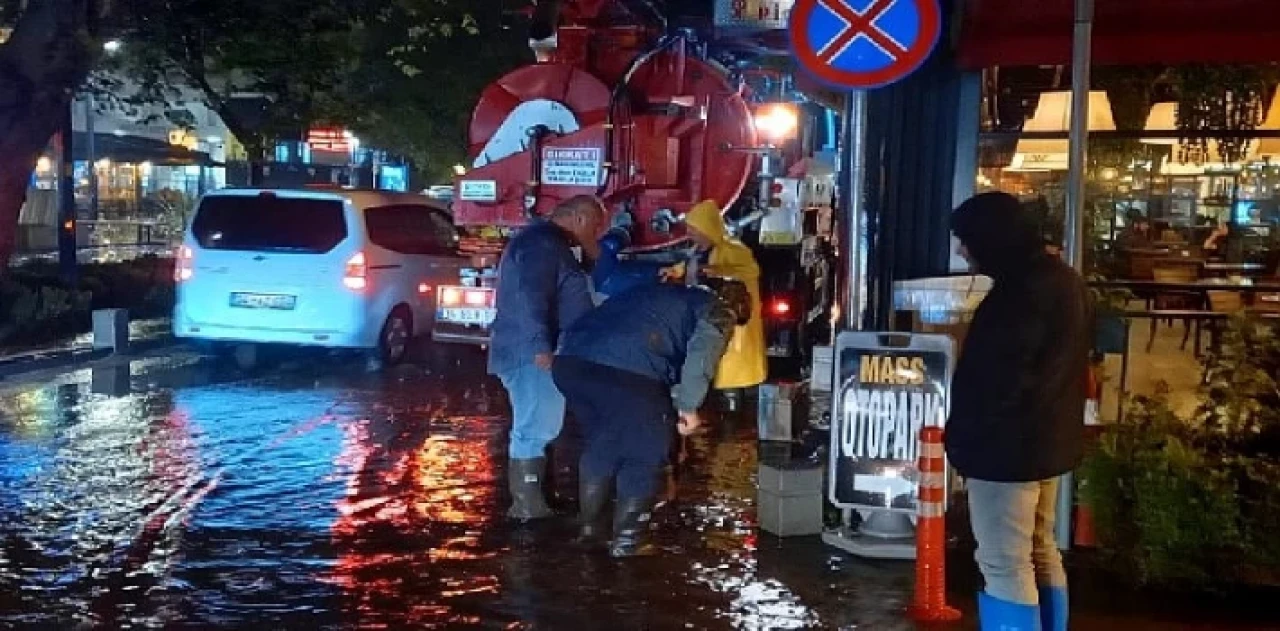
top-left (0, 318), bottom-right (174, 380)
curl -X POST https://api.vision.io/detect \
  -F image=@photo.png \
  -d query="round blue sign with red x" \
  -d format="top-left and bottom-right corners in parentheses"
top-left (789, 0), bottom-right (942, 89)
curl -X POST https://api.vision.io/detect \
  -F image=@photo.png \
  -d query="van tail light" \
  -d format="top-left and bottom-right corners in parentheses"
top-left (174, 246), bottom-right (194, 282)
top-left (769, 297), bottom-right (793, 318)
top-left (343, 252), bottom-right (368, 290)
top-left (417, 282), bottom-right (432, 295)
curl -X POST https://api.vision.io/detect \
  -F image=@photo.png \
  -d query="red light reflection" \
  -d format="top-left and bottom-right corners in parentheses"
top-left (326, 415), bottom-right (503, 626)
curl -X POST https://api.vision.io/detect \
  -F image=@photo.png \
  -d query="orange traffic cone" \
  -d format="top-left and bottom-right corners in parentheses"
top-left (907, 427), bottom-right (962, 622)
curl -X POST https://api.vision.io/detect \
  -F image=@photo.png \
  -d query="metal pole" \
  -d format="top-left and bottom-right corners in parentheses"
top-left (841, 90), bottom-right (869, 331)
top-left (1057, 0), bottom-right (1095, 553)
top-left (1063, 0), bottom-right (1093, 271)
top-left (58, 104), bottom-right (78, 282)
top-left (85, 96), bottom-right (99, 219)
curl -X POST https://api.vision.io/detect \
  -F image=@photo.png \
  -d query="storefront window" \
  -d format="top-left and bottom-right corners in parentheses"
top-left (976, 76), bottom-right (1280, 278)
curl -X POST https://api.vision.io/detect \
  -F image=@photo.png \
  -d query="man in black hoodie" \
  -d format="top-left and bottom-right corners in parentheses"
top-left (948, 192), bottom-right (1089, 631)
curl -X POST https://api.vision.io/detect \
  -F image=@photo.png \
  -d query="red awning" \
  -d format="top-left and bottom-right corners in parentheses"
top-left (957, 0), bottom-right (1280, 69)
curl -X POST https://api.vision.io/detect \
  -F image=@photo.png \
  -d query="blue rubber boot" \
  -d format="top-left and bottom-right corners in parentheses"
top-left (1038, 586), bottom-right (1069, 631)
top-left (978, 592), bottom-right (1041, 631)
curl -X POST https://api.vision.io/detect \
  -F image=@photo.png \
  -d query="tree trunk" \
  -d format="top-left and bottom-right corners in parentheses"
top-left (0, 0), bottom-right (96, 273)
top-left (244, 136), bottom-right (266, 187)
top-left (0, 79), bottom-right (69, 271)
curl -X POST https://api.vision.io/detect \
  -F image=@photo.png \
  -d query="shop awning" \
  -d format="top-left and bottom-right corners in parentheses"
top-left (957, 0), bottom-right (1280, 69)
top-left (70, 132), bottom-right (217, 166)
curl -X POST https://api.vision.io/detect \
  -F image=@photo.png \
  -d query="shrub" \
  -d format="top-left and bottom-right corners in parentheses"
top-left (1082, 315), bottom-right (1280, 589)
top-left (0, 257), bottom-right (174, 348)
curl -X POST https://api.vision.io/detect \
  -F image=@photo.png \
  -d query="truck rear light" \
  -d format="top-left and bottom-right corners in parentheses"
top-left (418, 282), bottom-right (433, 295)
top-left (343, 252), bottom-right (368, 290)
top-left (438, 286), bottom-right (493, 308)
top-left (174, 246), bottom-right (194, 282)
top-left (770, 298), bottom-right (793, 317)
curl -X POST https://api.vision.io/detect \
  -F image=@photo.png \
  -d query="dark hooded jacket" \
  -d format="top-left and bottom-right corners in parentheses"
top-left (946, 192), bottom-right (1090, 482)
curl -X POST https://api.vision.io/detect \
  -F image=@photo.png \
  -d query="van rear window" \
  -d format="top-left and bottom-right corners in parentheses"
top-left (191, 196), bottom-right (347, 253)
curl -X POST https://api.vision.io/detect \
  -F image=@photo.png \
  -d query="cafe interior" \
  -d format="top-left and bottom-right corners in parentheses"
top-left (975, 71), bottom-right (1280, 349)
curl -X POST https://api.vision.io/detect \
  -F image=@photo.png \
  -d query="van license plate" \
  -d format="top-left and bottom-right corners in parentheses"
top-left (438, 307), bottom-right (495, 326)
top-left (230, 293), bottom-right (297, 310)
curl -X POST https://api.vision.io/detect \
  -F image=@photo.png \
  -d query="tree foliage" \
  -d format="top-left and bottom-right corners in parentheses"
top-left (0, 0), bottom-right (530, 265)
top-left (338, 1), bottom-right (531, 182)
top-left (108, 0), bottom-right (528, 175)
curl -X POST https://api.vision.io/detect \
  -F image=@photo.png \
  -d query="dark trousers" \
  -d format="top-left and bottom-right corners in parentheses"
top-left (552, 357), bottom-right (674, 500)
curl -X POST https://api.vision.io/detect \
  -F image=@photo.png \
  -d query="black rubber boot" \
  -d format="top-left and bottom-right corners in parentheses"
top-left (507, 458), bottom-right (554, 521)
top-left (609, 496), bottom-right (658, 558)
top-left (575, 477), bottom-right (611, 548)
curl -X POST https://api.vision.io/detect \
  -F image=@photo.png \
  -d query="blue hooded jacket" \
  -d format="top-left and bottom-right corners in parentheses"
top-left (487, 221), bottom-right (593, 375)
top-left (557, 283), bottom-right (732, 413)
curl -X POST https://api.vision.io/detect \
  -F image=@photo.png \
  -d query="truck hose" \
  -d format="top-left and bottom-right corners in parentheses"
top-left (598, 32), bottom-right (683, 196)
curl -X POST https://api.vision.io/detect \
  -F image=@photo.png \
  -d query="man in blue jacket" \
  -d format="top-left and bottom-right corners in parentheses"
top-left (553, 279), bottom-right (751, 557)
top-left (489, 195), bottom-right (606, 521)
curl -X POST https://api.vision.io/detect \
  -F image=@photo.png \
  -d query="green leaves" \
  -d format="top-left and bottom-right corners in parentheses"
top-left (98, 0), bottom-right (525, 180)
top-left (1082, 316), bottom-right (1280, 588)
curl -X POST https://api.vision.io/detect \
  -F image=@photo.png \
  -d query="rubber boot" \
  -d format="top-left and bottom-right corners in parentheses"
top-left (575, 477), bottom-right (611, 548)
top-left (609, 496), bottom-right (658, 558)
top-left (507, 458), bottom-right (554, 521)
top-left (1038, 586), bottom-right (1068, 631)
top-left (978, 592), bottom-right (1041, 631)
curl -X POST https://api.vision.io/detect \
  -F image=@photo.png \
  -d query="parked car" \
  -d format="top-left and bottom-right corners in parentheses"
top-left (173, 188), bottom-right (466, 367)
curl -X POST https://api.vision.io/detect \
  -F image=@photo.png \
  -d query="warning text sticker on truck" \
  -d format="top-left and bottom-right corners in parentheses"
top-left (541, 147), bottom-right (602, 187)
top-left (458, 180), bottom-right (498, 201)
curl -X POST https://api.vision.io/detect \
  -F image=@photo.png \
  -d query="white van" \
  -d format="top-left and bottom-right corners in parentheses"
top-left (173, 188), bottom-right (466, 366)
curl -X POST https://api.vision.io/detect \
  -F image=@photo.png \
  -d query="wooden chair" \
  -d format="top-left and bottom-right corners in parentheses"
top-left (1207, 290), bottom-right (1244, 313)
top-left (1148, 264), bottom-right (1203, 352)
top-left (1198, 290), bottom-right (1246, 359)
top-left (1254, 263), bottom-right (1280, 313)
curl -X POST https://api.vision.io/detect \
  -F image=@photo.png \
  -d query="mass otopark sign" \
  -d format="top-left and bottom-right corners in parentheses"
top-left (828, 332), bottom-right (954, 512)
top-left (788, 0), bottom-right (942, 90)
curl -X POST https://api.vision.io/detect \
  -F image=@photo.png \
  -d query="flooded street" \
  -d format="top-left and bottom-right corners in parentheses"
top-left (0, 347), bottom-right (1275, 629)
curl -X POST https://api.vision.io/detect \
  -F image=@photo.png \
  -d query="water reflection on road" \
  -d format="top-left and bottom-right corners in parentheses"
top-left (0, 351), bottom-right (1273, 630)
top-left (0, 355), bottom-right (855, 629)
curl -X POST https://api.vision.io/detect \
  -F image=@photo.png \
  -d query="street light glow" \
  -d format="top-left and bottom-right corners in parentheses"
top-left (753, 104), bottom-right (799, 143)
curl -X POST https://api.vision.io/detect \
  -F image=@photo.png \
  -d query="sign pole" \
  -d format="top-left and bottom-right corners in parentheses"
top-left (841, 90), bottom-right (869, 331)
top-left (790, 0), bottom-right (945, 561)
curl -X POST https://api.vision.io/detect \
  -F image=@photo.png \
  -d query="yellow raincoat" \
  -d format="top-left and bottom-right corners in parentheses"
top-left (685, 200), bottom-right (767, 389)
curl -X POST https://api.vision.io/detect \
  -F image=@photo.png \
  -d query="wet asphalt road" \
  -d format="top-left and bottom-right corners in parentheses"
top-left (0, 345), bottom-right (1276, 630)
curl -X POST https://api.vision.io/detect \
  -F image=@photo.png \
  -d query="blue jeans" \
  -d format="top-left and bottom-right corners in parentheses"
top-left (967, 477), bottom-right (1068, 604)
top-left (497, 365), bottom-right (566, 460)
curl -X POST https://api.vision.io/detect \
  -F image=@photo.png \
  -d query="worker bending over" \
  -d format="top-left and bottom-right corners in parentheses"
top-left (552, 279), bottom-right (752, 557)
top-left (682, 200), bottom-right (766, 390)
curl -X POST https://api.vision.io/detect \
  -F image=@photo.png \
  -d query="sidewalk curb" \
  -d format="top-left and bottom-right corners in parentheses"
top-left (0, 337), bottom-right (177, 380)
